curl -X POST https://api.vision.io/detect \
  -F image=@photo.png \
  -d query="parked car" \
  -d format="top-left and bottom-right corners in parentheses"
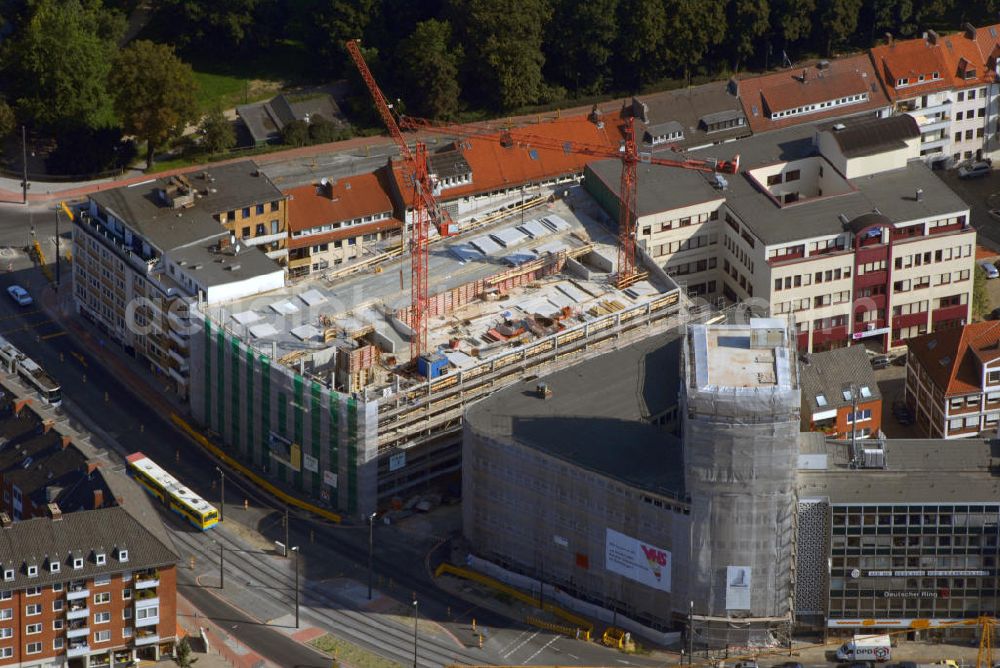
top-left (980, 260), bottom-right (1000, 279)
top-left (870, 354), bottom-right (891, 369)
top-left (959, 160), bottom-right (991, 179)
top-left (6, 285), bottom-right (31, 306)
top-left (735, 662), bottom-right (759, 668)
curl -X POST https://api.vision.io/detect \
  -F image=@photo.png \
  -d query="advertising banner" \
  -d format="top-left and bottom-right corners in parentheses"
top-left (303, 453), bottom-right (319, 473)
top-left (726, 566), bottom-right (752, 610)
top-left (604, 528), bottom-right (671, 592)
top-left (323, 470), bottom-right (338, 488)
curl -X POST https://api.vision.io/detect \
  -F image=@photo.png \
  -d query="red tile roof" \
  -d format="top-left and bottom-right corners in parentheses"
top-left (738, 55), bottom-right (890, 133)
top-left (939, 29), bottom-right (995, 90)
top-left (973, 23), bottom-right (1000, 66)
top-left (870, 37), bottom-right (952, 100)
top-left (285, 171), bottom-right (393, 233)
top-left (287, 218), bottom-right (401, 250)
top-left (907, 321), bottom-right (1000, 396)
top-left (390, 112), bottom-right (627, 208)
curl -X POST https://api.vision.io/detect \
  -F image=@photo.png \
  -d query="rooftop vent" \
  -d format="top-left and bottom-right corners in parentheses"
top-left (965, 22), bottom-right (977, 39)
top-left (916, 188), bottom-right (924, 202)
top-left (832, 123), bottom-right (847, 132)
top-left (926, 29), bottom-right (939, 45)
top-left (817, 60), bottom-right (831, 70)
top-left (885, 32), bottom-right (894, 46)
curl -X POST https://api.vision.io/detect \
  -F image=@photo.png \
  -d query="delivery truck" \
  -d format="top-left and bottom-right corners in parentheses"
top-left (835, 634), bottom-right (891, 662)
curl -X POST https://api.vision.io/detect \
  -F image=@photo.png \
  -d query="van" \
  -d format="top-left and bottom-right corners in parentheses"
top-left (959, 161), bottom-right (991, 179)
top-left (836, 634), bottom-right (891, 662)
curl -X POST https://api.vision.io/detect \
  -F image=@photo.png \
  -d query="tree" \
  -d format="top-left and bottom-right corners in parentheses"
top-left (307, 114), bottom-right (342, 144)
top-left (663, 0), bottom-right (727, 83)
top-left (282, 119), bottom-right (310, 146)
top-left (2, 0), bottom-right (124, 131)
top-left (199, 109), bottom-right (236, 154)
top-left (819, 0), bottom-right (863, 55)
top-left (449, 0), bottom-right (552, 110)
top-left (110, 41), bottom-right (199, 169)
top-left (545, 0), bottom-right (618, 95)
top-left (151, 0), bottom-right (288, 54)
top-left (0, 101), bottom-right (14, 139)
top-left (299, 0), bottom-right (376, 76)
top-left (174, 637), bottom-right (198, 668)
top-left (973, 264), bottom-right (990, 319)
top-left (770, 0), bottom-right (815, 51)
top-left (397, 19), bottom-right (463, 119)
top-left (727, 0), bottom-right (770, 70)
top-left (614, 0), bottom-right (667, 90)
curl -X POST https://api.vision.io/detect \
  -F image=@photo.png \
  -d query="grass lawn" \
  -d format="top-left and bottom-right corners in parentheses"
top-left (310, 634), bottom-right (403, 668)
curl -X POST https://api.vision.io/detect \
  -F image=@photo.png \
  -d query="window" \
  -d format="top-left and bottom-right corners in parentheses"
top-left (25, 587), bottom-right (40, 597)
top-left (93, 592), bottom-right (110, 605)
top-left (123, 626), bottom-right (133, 638)
top-left (255, 223), bottom-right (266, 236)
top-left (0, 593), bottom-right (8, 602)
top-left (94, 611), bottom-right (111, 624)
top-left (0, 648), bottom-right (11, 659)
top-left (241, 207), bottom-right (251, 219)
top-left (53, 637), bottom-right (63, 651)
top-left (860, 386), bottom-right (872, 398)
top-left (26, 641), bottom-right (41, 655)
top-left (136, 606), bottom-right (158, 620)
top-left (95, 553), bottom-right (106, 566)
top-left (123, 609), bottom-right (132, 620)
top-left (25, 623), bottom-right (41, 635)
top-left (816, 394), bottom-right (828, 407)
top-left (52, 600), bottom-right (63, 612)
top-left (767, 174), bottom-right (782, 186)
top-left (26, 565), bottom-right (37, 578)
top-left (2, 571), bottom-right (11, 582)
top-left (52, 619), bottom-right (63, 631)
top-left (122, 589), bottom-right (131, 601)
top-left (256, 204), bottom-right (265, 215)
top-left (0, 629), bottom-right (10, 639)
top-left (0, 610), bottom-right (10, 621)
top-left (94, 630), bottom-right (111, 643)
top-left (25, 604), bottom-right (40, 616)
top-left (271, 220), bottom-right (280, 235)
top-left (51, 583), bottom-right (62, 593)
top-left (49, 562), bottom-right (59, 574)
top-left (93, 574), bottom-right (110, 587)
top-left (241, 226), bottom-right (250, 238)
top-left (73, 558), bottom-right (83, 570)
top-left (786, 170), bottom-right (800, 182)
top-left (847, 409), bottom-right (873, 424)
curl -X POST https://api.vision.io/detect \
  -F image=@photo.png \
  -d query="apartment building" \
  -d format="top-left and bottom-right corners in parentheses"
top-left (0, 506), bottom-right (177, 668)
top-left (286, 171), bottom-right (402, 278)
top-left (799, 345), bottom-right (882, 439)
top-left (586, 114), bottom-right (975, 354)
top-left (904, 321), bottom-right (1000, 439)
top-left (203, 164), bottom-right (289, 263)
top-left (738, 54), bottom-right (891, 134)
top-left (73, 164), bottom-right (285, 398)
top-left (871, 28), bottom-right (995, 164)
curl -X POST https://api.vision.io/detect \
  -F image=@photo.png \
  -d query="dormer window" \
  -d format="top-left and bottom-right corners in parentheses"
top-left (118, 550), bottom-right (128, 563)
top-left (26, 565), bottom-right (37, 578)
top-left (3, 569), bottom-right (13, 582)
top-left (49, 562), bottom-right (59, 574)
top-left (72, 558), bottom-right (83, 570)
top-left (816, 394), bottom-right (828, 407)
top-left (95, 553), bottom-right (106, 566)
top-left (932, 71), bottom-right (939, 79)
top-left (897, 78), bottom-right (909, 86)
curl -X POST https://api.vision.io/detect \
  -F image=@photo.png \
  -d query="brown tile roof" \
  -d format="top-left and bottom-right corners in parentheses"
top-left (286, 218), bottom-right (401, 250)
top-left (285, 170), bottom-right (393, 233)
top-left (973, 23), bottom-right (1000, 66)
top-left (939, 29), bottom-right (995, 89)
top-left (870, 37), bottom-right (952, 100)
top-left (390, 112), bottom-right (626, 208)
top-left (738, 54), bottom-right (890, 133)
top-left (907, 321), bottom-right (1000, 396)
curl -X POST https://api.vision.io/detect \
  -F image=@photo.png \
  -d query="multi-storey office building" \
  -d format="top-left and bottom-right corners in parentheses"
top-left (904, 321), bottom-right (1000, 439)
top-left (73, 164), bottom-right (285, 398)
top-left (0, 506), bottom-right (178, 668)
top-left (586, 114), bottom-right (975, 354)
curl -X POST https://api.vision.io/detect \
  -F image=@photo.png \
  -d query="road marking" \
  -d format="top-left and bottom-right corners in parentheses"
top-left (40, 331), bottom-right (66, 340)
top-left (498, 630), bottom-right (531, 656)
top-left (521, 635), bottom-right (560, 664)
top-left (71, 352), bottom-right (87, 368)
top-left (502, 631), bottom-right (539, 659)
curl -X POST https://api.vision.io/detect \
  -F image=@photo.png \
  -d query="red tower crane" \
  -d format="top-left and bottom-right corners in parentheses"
top-left (399, 114), bottom-right (739, 288)
top-left (345, 39), bottom-right (453, 361)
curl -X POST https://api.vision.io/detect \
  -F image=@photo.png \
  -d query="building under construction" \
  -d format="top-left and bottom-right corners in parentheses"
top-left (188, 191), bottom-right (683, 518)
top-left (462, 316), bottom-right (800, 646)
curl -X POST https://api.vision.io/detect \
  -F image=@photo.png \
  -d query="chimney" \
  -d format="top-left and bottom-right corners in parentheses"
top-left (727, 77), bottom-right (739, 97)
top-left (885, 32), bottom-right (894, 46)
top-left (927, 29), bottom-right (939, 45)
top-left (42, 420), bottom-right (53, 434)
top-left (965, 23), bottom-right (977, 39)
top-left (13, 399), bottom-right (30, 415)
top-left (61, 436), bottom-right (71, 450)
top-left (47, 503), bottom-right (61, 521)
top-left (0, 513), bottom-right (10, 528)
top-left (916, 188), bottom-right (924, 202)
top-left (93, 489), bottom-right (104, 508)
top-left (802, 68), bottom-right (808, 82)
top-left (86, 462), bottom-right (99, 475)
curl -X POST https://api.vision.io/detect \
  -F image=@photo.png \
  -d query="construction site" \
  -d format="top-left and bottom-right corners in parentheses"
top-left (189, 185), bottom-right (687, 517)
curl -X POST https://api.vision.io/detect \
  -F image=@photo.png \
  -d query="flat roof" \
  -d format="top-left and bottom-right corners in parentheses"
top-left (465, 333), bottom-right (685, 499)
top-left (171, 243), bottom-right (283, 287)
top-left (687, 122), bottom-right (970, 246)
top-left (797, 438), bottom-right (1000, 504)
top-left (689, 319), bottom-right (796, 390)
top-left (586, 159), bottom-right (726, 217)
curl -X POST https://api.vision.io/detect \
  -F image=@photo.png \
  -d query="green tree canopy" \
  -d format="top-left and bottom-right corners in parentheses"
top-left (109, 41), bottom-right (199, 169)
top-left (727, 0), bottom-right (770, 69)
top-left (771, 0), bottom-right (815, 49)
top-left (614, 0), bottom-right (667, 90)
top-left (974, 263), bottom-right (990, 319)
top-left (151, 0), bottom-right (288, 53)
top-left (199, 109), bottom-right (236, 154)
top-left (2, 0), bottom-right (124, 131)
top-left (307, 114), bottom-right (343, 144)
top-left (282, 119), bottom-right (310, 146)
top-left (0, 101), bottom-right (15, 139)
top-left (397, 19), bottom-right (463, 119)
top-left (300, 0), bottom-right (376, 76)
top-left (450, 0), bottom-right (552, 110)
top-left (819, 0), bottom-right (863, 55)
top-left (545, 0), bottom-right (618, 95)
top-left (663, 0), bottom-right (727, 83)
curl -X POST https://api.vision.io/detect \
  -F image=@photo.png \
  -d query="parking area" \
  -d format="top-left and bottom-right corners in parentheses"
top-left (937, 168), bottom-right (1000, 251)
top-left (872, 359), bottom-right (925, 438)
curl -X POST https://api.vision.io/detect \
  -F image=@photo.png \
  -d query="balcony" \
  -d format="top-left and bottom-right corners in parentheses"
top-left (241, 232), bottom-right (286, 247)
top-left (920, 136), bottom-right (949, 152)
top-left (167, 347), bottom-right (189, 369)
top-left (134, 631), bottom-right (159, 647)
top-left (135, 572), bottom-right (159, 589)
top-left (919, 116), bottom-right (950, 133)
top-left (67, 642), bottom-right (91, 658)
top-left (67, 623), bottom-right (90, 639)
top-left (168, 367), bottom-right (190, 386)
top-left (66, 586), bottom-right (90, 601)
top-left (77, 211), bottom-right (161, 276)
top-left (67, 605), bottom-right (90, 620)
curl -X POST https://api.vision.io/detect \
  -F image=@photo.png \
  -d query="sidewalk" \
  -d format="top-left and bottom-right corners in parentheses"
top-left (176, 594), bottom-right (274, 668)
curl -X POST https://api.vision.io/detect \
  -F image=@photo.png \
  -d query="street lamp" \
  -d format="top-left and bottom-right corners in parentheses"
top-left (215, 467), bottom-right (225, 522)
top-left (291, 546), bottom-right (300, 628)
top-left (412, 599), bottom-right (418, 668)
top-left (367, 512), bottom-right (377, 600)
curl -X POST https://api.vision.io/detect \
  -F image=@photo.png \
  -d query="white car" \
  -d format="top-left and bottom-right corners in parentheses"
top-left (6, 285), bottom-right (31, 306)
top-left (959, 161), bottom-right (991, 179)
top-left (980, 260), bottom-right (1000, 279)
